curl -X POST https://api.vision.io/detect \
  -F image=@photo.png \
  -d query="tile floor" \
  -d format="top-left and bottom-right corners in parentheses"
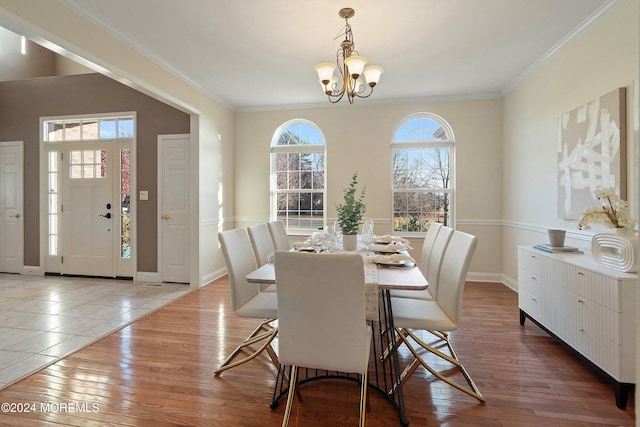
top-left (0, 273), bottom-right (191, 389)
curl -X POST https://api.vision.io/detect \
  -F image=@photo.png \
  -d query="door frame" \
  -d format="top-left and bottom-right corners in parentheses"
top-left (39, 112), bottom-right (137, 277)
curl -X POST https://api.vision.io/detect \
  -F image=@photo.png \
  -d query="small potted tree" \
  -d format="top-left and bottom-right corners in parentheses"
top-left (336, 172), bottom-right (366, 250)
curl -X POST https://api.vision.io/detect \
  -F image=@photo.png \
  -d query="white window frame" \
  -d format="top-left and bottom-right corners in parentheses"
top-left (391, 112), bottom-right (455, 235)
top-left (270, 119), bottom-right (326, 234)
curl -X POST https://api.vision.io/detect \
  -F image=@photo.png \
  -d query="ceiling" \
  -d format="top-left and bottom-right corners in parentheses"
top-left (56, 0), bottom-right (614, 111)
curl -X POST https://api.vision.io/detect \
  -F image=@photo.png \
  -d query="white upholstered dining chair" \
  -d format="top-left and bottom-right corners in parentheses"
top-left (390, 223), bottom-right (452, 301)
top-left (418, 221), bottom-right (443, 276)
top-left (268, 220), bottom-right (291, 251)
top-left (274, 251), bottom-right (372, 427)
top-left (391, 230), bottom-right (484, 402)
top-left (248, 223), bottom-right (277, 293)
top-left (248, 223), bottom-right (275, 266)
top-left (215, 228), bottom-right (279, 375)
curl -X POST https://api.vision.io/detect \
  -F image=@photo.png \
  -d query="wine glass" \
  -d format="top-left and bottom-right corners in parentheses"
top-left (362, 219), bottom-right (374, 244)
top-left (333, 221), bottom-right (343, 248)
top-left (311, 231), bottom-right (324, 253)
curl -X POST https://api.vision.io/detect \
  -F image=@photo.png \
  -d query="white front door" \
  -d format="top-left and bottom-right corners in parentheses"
top-left (159, 134), bottom-right (190, 283)
top-left (0, 141), bottom-right (24, 273)
top-left (61, 144), bottom-right (115, 276)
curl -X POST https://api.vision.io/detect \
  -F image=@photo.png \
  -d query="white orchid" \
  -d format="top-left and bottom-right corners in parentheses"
top-left (578, 188), bottom-right (636, 233)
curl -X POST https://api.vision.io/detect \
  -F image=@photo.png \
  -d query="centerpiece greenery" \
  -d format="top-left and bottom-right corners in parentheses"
top-left (578, 188), bottom-right (636, 233)
top-left (336, 172), bottom-right (366, 235)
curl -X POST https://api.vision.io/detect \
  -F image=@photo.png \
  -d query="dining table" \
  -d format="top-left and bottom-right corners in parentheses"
top-left (246, 244), bottom-right (428, 427)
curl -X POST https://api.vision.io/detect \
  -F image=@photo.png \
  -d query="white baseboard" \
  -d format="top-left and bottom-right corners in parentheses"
top-left (201, 267), bottom-right (227, 286)
top-left (22, 266), bottom-right (43, 275)
top-left (136, 271), bottom-right (161, 283)
top-left (466, 271), bottom-right (503, 284)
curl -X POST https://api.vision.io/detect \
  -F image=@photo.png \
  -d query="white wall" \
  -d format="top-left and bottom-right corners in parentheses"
top-left (502, 0), bottom-right (639, 284)
top-left (235, 98), bottom-right (504, 281)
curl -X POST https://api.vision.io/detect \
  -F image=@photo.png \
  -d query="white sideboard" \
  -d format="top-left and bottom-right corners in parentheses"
top-left (517, 246), bottom-right (637, 409)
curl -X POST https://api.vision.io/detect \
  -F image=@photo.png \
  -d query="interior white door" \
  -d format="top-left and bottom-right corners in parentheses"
top-left (159, 134), bottom-right (190, 283)
top-left (61, 145), bottom-right (114, 276)
top-left (0, 142), bottom-right (24, 273)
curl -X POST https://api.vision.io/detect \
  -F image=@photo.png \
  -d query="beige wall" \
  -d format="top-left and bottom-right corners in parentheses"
top-left (54, 54), bottom-right (93, 76)
top-left (235, 98), bottom-right (504, 280)
top-left (0, 25), bottom-right (54, 80)
top-left (1, 23), bottom-right (106, 79)
top-left (502, 1), bottom-right (639, 407)
top-left (502, 0), bottom-right (639, 285)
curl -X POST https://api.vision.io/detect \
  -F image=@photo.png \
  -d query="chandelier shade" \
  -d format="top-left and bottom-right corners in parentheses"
top-left (343, 55), bottom-right (367, 78)
top-left (314, 8), bottom-right (383, 104)
top-left (362, 66), bottom-right (383, 87)
top-left (314, 63), bottom-right (337, 84)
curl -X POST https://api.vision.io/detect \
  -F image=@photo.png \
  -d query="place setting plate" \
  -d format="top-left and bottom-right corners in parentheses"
top-left (375, 259), bottom-right (415, 268)
top-left (369, 254), bottom-right (415, 268)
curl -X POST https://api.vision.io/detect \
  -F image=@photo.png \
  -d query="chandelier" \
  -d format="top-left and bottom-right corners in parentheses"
top-left (314, 8), bottom-right (384, 104)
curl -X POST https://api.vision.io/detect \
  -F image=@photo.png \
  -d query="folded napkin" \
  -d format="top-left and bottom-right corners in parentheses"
top-left (364, 253), bottom-right (415, 264)
top-left (368, 241), bottom-right (412, 252)
top-left (293, 242), bottom-right (314, 251)
top-left (374, 234), bottom-right (410, 244)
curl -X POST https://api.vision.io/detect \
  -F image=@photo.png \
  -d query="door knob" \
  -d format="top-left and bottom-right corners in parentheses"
top-left (10, 213), bottom-right (20, 218)
top-left (100, 213), bottom-right (112, 219)
top-left (162, 214), bottom-right (171, 220)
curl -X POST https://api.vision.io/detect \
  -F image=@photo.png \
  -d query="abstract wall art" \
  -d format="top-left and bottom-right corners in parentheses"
top-left (557, 87), bottom-right (626, 219)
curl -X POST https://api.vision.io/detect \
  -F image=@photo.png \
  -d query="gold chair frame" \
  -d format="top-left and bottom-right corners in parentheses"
top-left (214, 319), bottom-right (279, 375)
top-left (395, 327), bottom-right (485, 402)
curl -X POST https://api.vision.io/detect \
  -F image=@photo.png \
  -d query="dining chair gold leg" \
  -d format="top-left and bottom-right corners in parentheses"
top-left (396, 327), bottom-right (485, 403)
top-left (214, 320), bottom-right (279, 375)
top-left (380, 327), bottom-right (408, 363)
top-left (427, 329), bottom-right (448, 342)
top-left (282, 366), bottom-right (298, 427)
top-left (359, 371), bottom-right (368, 427)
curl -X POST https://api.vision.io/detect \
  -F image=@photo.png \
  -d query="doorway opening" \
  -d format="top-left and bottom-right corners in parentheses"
top-left (41, 113), bottom-right (136, 278)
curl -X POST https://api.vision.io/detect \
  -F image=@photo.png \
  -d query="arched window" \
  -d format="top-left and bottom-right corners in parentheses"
top-left (391, 113), bottom-right (455, 233)
top-left (271, 120), bottom-right (326, 232)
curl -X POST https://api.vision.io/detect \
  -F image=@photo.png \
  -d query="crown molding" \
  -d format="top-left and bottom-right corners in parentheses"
top-left (58, 0), bottom-right (232, 111)
top-left (235, 91), bottom-right (503, 113)
top-left (502, 0), bottom-right (624, 95)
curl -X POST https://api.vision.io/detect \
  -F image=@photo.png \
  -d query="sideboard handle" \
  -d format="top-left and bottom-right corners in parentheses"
top-left (578, 299), bottom-right (584, 303)
top-left (577, 271), bottom-right (584, 276)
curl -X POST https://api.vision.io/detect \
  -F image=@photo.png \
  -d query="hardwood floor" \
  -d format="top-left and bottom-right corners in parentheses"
top-left (0, 278), bottom-right (634, 426)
